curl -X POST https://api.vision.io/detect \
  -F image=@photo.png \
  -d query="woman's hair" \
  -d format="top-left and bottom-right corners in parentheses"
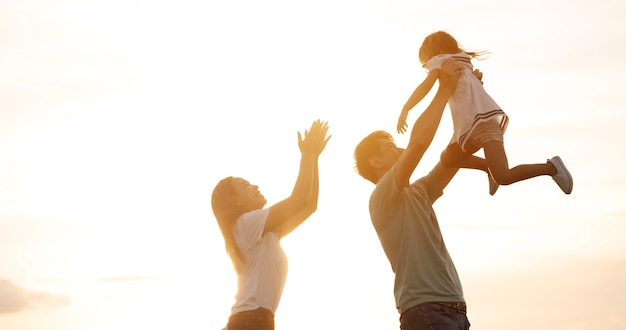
top-left (418, 31), bottom-right (487, 66)
top-left (211, 176), bottom-right (246, 273)
top-left (354, 130), bottom-right (394, 184)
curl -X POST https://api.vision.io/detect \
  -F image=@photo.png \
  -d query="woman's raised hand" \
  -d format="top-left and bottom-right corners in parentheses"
top-left (298, 119), bottom-right (331, 157)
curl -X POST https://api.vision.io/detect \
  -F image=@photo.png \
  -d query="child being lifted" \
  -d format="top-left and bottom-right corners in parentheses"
top-left (397, 30), bottom-right (573, 195)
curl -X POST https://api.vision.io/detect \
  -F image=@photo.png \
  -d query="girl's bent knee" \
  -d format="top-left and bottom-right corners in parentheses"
top-left (492, 174), bottom-right (514, 185)
top-left (440, 155), bottom-right (458, 168)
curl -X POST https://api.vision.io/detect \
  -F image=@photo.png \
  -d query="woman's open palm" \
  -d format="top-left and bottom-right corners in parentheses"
top-left (298, 119), bottom-right (331, 157)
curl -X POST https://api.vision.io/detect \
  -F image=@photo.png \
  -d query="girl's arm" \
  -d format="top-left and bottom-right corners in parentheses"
top-left (397, 70), bottom-right (439, 133)
top-left (403, 70), bottom-right (439, 112)
top-left (263, 120), bottom-right (330, 236)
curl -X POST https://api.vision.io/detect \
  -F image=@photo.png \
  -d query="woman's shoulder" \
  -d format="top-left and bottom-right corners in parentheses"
top-left (237, 208), bottom-right (270, 226)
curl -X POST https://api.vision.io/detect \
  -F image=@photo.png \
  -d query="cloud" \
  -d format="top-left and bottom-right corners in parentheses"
top-left (0, 279), bottom-right (27, 313)
top-left (0, 279), bottom-right (70, 314)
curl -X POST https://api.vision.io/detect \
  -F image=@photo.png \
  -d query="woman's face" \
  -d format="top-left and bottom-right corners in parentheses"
top-left (230, 177), bottom-right (267, 212)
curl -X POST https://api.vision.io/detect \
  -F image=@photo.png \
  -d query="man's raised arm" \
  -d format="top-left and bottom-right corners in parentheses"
top-left (394, 60), bottom-right (463, 190)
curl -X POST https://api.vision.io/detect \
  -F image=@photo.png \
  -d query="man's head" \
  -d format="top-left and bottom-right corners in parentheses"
top-left (354, 130), bottom-right (405, 184)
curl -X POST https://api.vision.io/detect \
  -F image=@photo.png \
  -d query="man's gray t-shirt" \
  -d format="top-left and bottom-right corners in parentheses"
top-left (369, 166), bottom-right (464, 314)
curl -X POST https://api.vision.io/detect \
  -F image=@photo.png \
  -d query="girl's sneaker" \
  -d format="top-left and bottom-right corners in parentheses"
top-left (548, 156), bottom-right (573, 194)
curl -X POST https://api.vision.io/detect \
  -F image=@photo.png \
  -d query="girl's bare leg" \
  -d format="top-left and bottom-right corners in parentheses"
top-left (441, 141), bottom-right (500, 194)
top-left (441, 142), bottom-right (490, 172)
top-left (483, 140), bottom-right (556, 185)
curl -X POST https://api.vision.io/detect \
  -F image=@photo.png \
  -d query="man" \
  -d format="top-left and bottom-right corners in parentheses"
top-left (354, 61), bottom-right (489, 329)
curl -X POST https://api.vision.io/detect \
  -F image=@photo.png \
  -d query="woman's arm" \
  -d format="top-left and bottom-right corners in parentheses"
top-left (277, 160), bottom-right (319, 238)
top-left (263, 120), bottom-right (330, 236)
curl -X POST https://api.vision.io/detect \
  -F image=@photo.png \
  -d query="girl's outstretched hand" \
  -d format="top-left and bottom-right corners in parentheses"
top-left (298, 119), bottom-right (331, 157)
top-left (397, 109), bottom-right (409, 134)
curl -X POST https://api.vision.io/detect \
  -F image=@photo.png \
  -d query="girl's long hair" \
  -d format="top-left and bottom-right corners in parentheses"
top-left (211, 176), bottom-right (246, 273)
top-left (418, 31), bottom-right (488, 66)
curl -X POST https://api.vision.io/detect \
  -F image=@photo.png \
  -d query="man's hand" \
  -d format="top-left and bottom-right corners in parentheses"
top-left (437, 60), bottom-right (464, 92)
top-left (472, 69), bottom-right (483, 84)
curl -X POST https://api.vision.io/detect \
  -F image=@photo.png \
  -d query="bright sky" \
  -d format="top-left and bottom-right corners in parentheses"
top-left (1, 0), bottom-right (625, 329)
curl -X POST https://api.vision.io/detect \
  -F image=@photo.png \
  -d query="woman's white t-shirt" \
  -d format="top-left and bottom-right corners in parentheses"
top-left (230, 208), bottom-right (288, 315)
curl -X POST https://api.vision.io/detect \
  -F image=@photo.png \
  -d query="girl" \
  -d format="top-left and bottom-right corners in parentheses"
top-left (212, 120), bottom-right (330, 330)
top-left (396, 31), bottom-right (572, 195)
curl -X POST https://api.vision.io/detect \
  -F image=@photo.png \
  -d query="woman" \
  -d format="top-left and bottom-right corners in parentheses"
top-left (212, 119), bottom-right (331, 330)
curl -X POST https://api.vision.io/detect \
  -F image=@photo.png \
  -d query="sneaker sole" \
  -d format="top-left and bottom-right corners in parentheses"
top-left (551, 156), bottom-right (573, 194)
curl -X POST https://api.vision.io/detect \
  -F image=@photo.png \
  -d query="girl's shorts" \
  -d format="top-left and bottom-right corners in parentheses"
top-left (467, 120), bottom-right (504, 147)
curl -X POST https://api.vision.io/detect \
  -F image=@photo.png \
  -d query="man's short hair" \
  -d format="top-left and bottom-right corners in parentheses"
top-left (354, 130), bottom-right (394, 184)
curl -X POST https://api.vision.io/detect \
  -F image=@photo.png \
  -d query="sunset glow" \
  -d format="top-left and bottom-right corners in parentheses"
top-left (1, 1), bottom-right (625, 329)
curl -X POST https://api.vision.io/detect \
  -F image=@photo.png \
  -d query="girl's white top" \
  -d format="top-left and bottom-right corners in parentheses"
top-left (231, 208), bottom-right (288, 315)
top-left (426, 52), bottom-right (509, 150)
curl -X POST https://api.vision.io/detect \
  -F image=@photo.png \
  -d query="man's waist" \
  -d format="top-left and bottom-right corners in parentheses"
top-left (432, 301), bottom-right (467, 314)
top-left (401, 301), bottom-right (467, 316)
